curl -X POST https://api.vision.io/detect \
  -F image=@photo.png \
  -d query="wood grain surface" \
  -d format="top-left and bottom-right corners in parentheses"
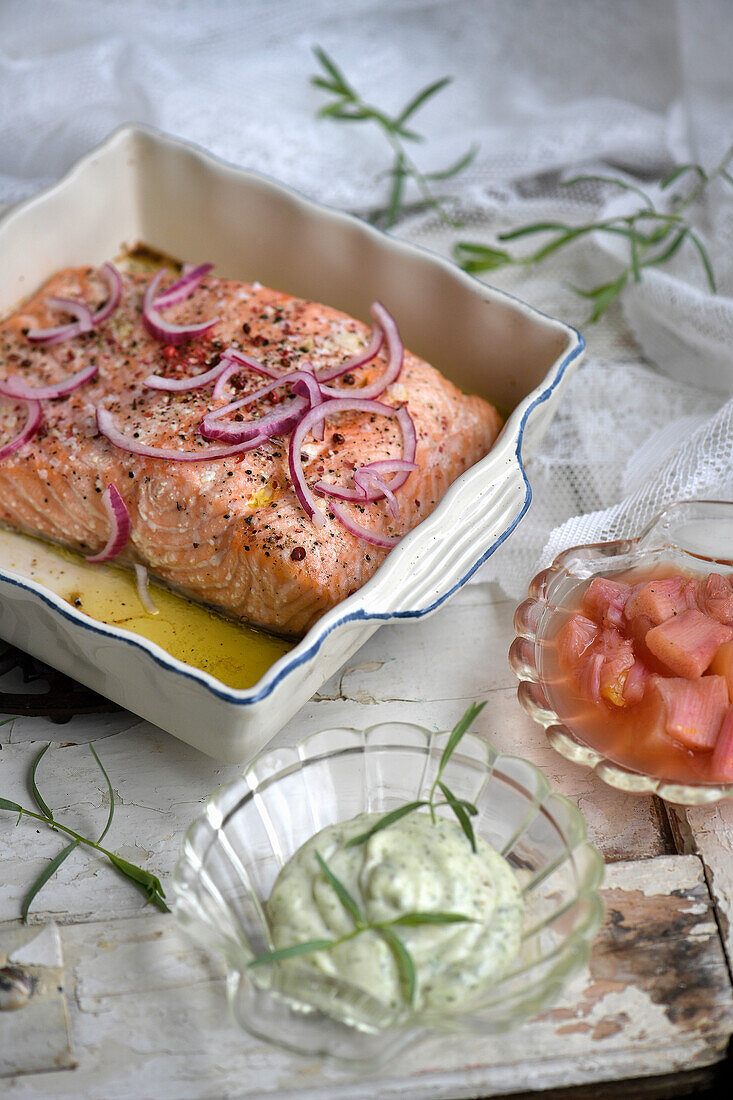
top-left (1, 581), bottom-right (732, 1098)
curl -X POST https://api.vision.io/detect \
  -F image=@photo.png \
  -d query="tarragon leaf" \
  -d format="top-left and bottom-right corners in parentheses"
top-left (311, 47), bottom-right (351, 96)
top-left (438, 782), bottom-right (477, 853)
top-left (30, 743), bottom-right (54, 820)
top-left (248, 938), bottom-right (335, 969)
top-left (662, 163), bottom-right (707, 190)
top-left (432, 701), bottom-right (486, 794)
top-left (562, 174), bottom-right (655, 211)
top-left (0, 797), bottom-right (24, 813)
top-left (107, 854), bottom-right (170, 913)
top-left (345, 801), bottom-right (428, 848)
top-left (89, 743), bottom-right (115, 844)
top-left (21, 842), bottom-right (78, 923)
top-left (388, 911), bottom-right (475, 927)
top-left (315, 852), bottom-right (363, 925)
top-left (396, 76), bottom-right (452, 127)
top-left (453, 241), bottom-right (512, 272)
top-left (425, 143), bottom-right (478, 182)
top-left (645, 228), bottom-right (688, 267)
top-left (378, 926), bottom-right (416, 1006)
top-left (686, 229), bottom-right (716, 292)
top-left (586, 274), bottom-right (629, 322)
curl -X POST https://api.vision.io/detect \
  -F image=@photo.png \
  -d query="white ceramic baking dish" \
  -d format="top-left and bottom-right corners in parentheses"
top-left (0, 125), bottom-right (584, 762)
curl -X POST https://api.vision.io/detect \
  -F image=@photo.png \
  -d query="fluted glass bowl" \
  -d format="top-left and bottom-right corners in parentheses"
top-left (173, 722), bottom-right (604, 1066)
top-left (511, 500), bottom-right (733, 806)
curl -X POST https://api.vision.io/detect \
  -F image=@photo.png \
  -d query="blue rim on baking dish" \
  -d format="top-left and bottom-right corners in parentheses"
top-left (0, 126), bottom-right (583, 756)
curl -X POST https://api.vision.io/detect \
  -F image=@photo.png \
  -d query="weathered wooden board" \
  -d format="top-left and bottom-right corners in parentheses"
top-left (0, 586), bottom-right (671, 936)
top-left (2, 856), bottom-right (731, 1099)
top-left (0, 923), bottom-right (74, 1077)
top-left (667, 799), bottom-right (733, 977)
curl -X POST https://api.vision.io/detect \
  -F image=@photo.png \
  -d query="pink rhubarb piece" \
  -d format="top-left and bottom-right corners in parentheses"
top-left (697, 572), bottom-right (733, 626)
top-left (651, 675), bottom-right (729, 751)
top-left (711, 705), bottom-right (733, 781)
top-left (622, 658), bottom-right (650, 705)
top-left (645, 609), bottom-right (733, 679)
top-left (556, 613), bottom-right (599, 671)
top-left (582, 577), bottom-right (632, 628)
top-left (575, 651), bottom-right (604, 705)
top-left (624, 576), bottom-right (697, 626)
top-left (710, 640), bottom-right (733, 703)
top-left (597, 627), bottom-right (635, 707)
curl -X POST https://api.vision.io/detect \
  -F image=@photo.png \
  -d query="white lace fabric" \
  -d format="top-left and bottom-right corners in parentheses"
top-left (1, 0), bottom-right (731, 599)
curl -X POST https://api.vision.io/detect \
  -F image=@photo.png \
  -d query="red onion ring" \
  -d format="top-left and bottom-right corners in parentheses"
top-left (201, 370), bottom-right (322, 443)
top-left (326, 500), bottom-right (401, 548)
top-left (201, 394), bottom-right (308, 443)
top-left (214, 348), bottom-right (281, 394)
top-left (355, 470), bottom-right (400, 520)
top-left (93, 263), bottom-right (123, 324)
top-left (315, 323), bottom-right (384, 383)
top-left (26, 264), bottom-right (122, 345)
top-left (142, 270), bottom-right (219, 346)
top-left (97, 407), bottom-right (268, 462)
top-left (289, 397), bottom-right (409, 527)
top-left (26, 299), bottom-right (95, 345)
top-left (153, 263), bottom-right (214, 310)
top-left (134, 563), bottom-right (159, 615)
top-left (143, 359), bottom-right (230, 393)
top-left (85, 484), bottom-right (131, 563)
top-left (0, 362), bottom-right (98, 401)
top-left (318, 303), bottom-right (403, 400)
top-left (0, 398), bottom-right (42, 460)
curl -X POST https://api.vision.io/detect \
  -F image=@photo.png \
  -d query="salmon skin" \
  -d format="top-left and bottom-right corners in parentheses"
top-left (0, 266), bottom-right (501, 637)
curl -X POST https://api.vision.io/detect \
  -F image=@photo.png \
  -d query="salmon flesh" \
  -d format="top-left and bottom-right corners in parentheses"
top-left (0, 266), bottom-right (501, 636)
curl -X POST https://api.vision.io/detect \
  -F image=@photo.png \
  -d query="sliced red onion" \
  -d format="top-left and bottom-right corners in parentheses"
top-left (26, 298), bottom-right (95, 346)
top-left (201, 394), bottom-right (308, 443)
top-left (134, 563), bottom-right (159, 615)
top-left (289, 397), bottom-right (406, 527)
top-left (0, 398), bottom-right (42, 460)
top-left (0, 362), bottom-right (98, 401)
top-left (315, 323), bottom-right (384, 383)
top-left (97, 407), bottom-right (268, 462)
top-left (214, 348), bottom-right (281, 393)
top-left (142, 270), bottom-right (219, 346)
top-left (153, 263), bottom-right (214, 310)
top-left (201, 370), bottom-right (322, 443)
top-left (355, 470), bottom-right (400, 520)
top-left (26, 264), bottom-right (122, 345)
top-left (93, 263), bottom-right (123, 323)
top-left (326, 499), bottom-right (401, 548)
top-left (314, 414), bottom-right (417, 506)
top-left (143, 359), bottom-right (229, 393)
top-left (319, 303), bottom-right (403, 400)
top-left (85, 484), bottom-right (131, 563)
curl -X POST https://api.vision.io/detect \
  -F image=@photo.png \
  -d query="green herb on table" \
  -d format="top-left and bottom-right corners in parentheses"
top-left (311, 46), bottom-right (477, 229)
top-left (1, 742), bottom-right (169, 920)
top-left (248, 850), bottom-right (473, 1006)
top-left (453, 145), bottom-right (733, 321)
top-left (345, 700), bottom-right (486, 852)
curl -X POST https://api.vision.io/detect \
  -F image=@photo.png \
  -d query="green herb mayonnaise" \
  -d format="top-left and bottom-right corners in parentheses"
top-left (266, 811), bottom-right (524, 1011)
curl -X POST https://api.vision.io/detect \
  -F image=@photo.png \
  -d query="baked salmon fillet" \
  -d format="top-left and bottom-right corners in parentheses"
top-left (0, 265), bottom-right (501, 637)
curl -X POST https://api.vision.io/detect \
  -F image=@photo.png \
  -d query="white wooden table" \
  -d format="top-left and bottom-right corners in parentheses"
top-left (2, 581), bottom-right (733, 1098)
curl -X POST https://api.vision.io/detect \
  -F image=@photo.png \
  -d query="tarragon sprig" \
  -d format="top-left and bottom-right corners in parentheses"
top-left (311, 46), bottom-right (477, 229)
top-left (454, 145), bottom-right (733, 321)
top-left (248, 851), bottom-right (473, 1005)
top-left (345, 700), bottom-right (486, 852)
top-left (1, 741), bottom-right (169, 919)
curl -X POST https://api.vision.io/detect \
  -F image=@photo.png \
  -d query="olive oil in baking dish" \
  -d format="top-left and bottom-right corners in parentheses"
top-left (0, 528), bottom-right (292, 689)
